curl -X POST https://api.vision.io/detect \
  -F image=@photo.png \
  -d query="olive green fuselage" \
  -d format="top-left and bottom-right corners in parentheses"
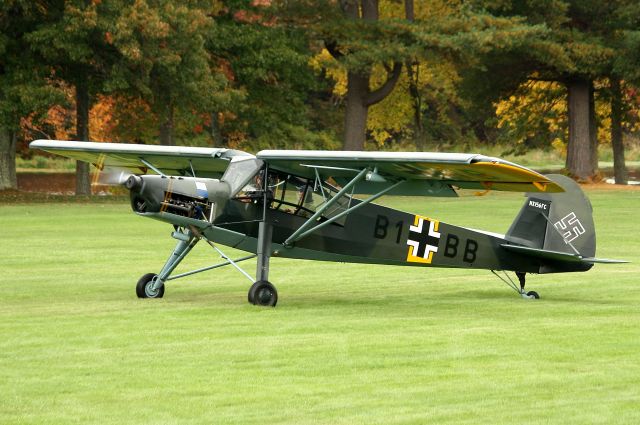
top-left (131, 174), bottom-right (591, 275)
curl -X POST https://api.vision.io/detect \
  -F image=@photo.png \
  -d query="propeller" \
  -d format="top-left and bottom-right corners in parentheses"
top-left (89, 154), bottom-right (136, 193)
top-left (93, 168), bottom-right (135, 186)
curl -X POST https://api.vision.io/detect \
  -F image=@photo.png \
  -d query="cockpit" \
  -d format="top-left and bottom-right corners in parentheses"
top-left (234, 169), bottom-right (351, 225)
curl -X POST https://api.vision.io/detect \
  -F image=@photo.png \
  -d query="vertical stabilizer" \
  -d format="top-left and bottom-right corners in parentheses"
top-left (506, 174), bottom-right (596, 272)
top-left (541, 175), bottom-right (595, 258)
top-left (505, 196), bottom-right (551, 249)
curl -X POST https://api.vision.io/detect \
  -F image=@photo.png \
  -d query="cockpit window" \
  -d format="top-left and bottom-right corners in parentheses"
top-left (233, 169), bottom-right (351, 225)
top-left (266, 172), bottom-right (350, 225)
top-left (235, 172), bottom-right (265, 201)
top-left (222, 157), bottom-right (263, 196)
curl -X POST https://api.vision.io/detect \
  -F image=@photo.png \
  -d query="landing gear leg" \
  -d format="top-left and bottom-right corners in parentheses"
top-left (490, 270), bottom-right (540, 300)
top-left (516, 272), bottom-right (539, 299)
top-left (136, 229), bottom-right (198, 298)
top-left (248, 220), bottom-right (278, 307)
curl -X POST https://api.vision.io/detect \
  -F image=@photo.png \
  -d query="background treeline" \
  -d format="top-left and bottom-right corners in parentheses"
top-left (2, 0), bottom-right (640, 193)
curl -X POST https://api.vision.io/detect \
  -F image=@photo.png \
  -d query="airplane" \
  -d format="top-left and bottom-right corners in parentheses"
top-left (30, 139), bottom-right (626, 306)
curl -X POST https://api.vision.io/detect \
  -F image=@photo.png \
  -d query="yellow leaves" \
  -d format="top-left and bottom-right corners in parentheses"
top-left (551, 137), bottom-right (565, 156)
top-left (368, 63), bottom-right (414, 146)
top-left (311, 53), bottom-right (415, 146)
top-left (494, 80), bottom-right (567, 143)
top-left (309, 49), bottom-right (347, 96)
top-left (493, 78), bottom-right (638, 155)
top-left (378, 0), bottom-right (461, 20)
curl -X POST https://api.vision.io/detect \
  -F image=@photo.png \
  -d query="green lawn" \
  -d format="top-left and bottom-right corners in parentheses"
top-left (1, 190), bottom-right (639, 424)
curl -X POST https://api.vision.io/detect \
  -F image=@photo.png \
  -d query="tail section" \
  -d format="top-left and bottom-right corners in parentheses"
top-left (505, 174), bottom-right (599, 273)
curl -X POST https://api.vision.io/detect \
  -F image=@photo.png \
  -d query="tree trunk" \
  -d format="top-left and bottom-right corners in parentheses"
top-left (610, 78), bottom-right (627, 184)
top-left (209, 112), bottom-right (222, 147)
top-left (588, 82), bottom-right (599, 176)
top-left (75, 76), bottom-right (91, 195)
top-left (159, 102), bottom-right (174, 146)
top-left (361, 0), bottom-right (379, 20)
top-left (404, 0), bottom-right (423, 150)
top-left (566, 78), bottom-right (594, 181)
top-left (338, 0), bottom-right (401, 151)
top-left (340, 1), bottom-right (368, 151)
top-left (404, 0), bottom-right (414, 20)
top-left (343, 71), bottom-right (369, 150)
top-left (406, 63), bottom-right (423, 150)
top-left (0, 128), bottom-right (17, 191)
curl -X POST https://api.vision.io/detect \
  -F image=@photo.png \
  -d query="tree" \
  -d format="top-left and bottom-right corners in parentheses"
top-left (609, 3), bottom-right (640, 184)
top-left (609, 78), bottom-right (627, 184)
top-left (467, 0), bottom-right (640, 182)
top-left (287, 0), bottom-right (550, 151)
top-left (0, 1), bottom-right (62, 191)
top-left (333, 1), bottom-right (403, 150)
top-left (110, 0), bottom-right (230, 146)
top-left (209, 1), bottom-right (331, 151)
top-left (27, 0), bottom-right (122, 194)
top-left (565, 78), bottom-right (595, 180)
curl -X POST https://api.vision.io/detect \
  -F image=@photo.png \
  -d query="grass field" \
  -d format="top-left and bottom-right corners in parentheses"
top-left (1, 189), bottom-right (639, 424)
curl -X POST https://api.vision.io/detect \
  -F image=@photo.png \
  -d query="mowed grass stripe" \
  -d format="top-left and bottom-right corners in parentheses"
top-left (1, 190), bottom-right (639, 424)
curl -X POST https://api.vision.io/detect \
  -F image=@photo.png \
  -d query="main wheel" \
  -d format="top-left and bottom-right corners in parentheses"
top-left (136, 273), bottom-right (165, 299)
top-left (526, 290), bottom-right (540, 299)
top-left (248, 280), bottom-right (278, 307)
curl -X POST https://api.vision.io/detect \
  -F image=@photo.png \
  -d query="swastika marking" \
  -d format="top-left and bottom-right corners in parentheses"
top-left (553, 212), bottom-right (585, 244)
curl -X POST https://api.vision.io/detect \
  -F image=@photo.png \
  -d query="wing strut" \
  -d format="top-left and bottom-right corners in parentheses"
top-left (283, 168), bottom-right (405, 247)
top-left (140, 157), bottom-right (166, 177)
top-left (283, 167), bottom-right (368, 246)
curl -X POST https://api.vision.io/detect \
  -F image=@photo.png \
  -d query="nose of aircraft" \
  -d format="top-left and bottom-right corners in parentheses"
top-left (124, 175), bottom-right (143, 192)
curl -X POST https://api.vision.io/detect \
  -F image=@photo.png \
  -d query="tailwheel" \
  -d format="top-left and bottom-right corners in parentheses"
top-left (516, 272), bottom-right (539, 300)
top-left (525, 290), bottom-right (540, 299)
top-left (136, 273), bottom-right (165, 299)
top-left (248, 280), bottom-right (278, 307)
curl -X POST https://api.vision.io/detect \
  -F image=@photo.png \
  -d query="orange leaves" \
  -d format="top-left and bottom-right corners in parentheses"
top-left (90, 95), bottom-right (119, 142)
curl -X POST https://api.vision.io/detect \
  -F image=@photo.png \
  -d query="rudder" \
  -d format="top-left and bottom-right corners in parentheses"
top-left (506, 174), bottom-right (596, 268)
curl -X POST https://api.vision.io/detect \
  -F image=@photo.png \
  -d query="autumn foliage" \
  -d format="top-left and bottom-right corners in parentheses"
top-left (2, 0), bottom-right (640, 191)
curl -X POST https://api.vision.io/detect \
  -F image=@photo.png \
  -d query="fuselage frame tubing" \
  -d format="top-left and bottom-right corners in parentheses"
top-left (283, 167), bottom-right (368, 246)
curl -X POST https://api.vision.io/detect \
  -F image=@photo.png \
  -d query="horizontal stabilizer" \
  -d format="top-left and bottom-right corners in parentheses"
top-left (581, 257), bottom-right (629, 264)
top-left (501, 244), bottom-right (583, 262)
top-left (501, 244), bottom-right (628, 265)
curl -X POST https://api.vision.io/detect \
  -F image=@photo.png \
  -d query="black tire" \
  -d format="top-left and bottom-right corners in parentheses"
top-left (136, 273), bottom-right (165, 299)
top-left (248, 286), bottom-right (256, 304)
top-left (248, 280), bottom-right (277, 307)
top-left (526, 290), bottom-right (540, 299)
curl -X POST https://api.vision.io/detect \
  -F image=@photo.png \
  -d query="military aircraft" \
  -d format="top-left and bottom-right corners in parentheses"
top-left (30, 140), bottom-right (625, 306)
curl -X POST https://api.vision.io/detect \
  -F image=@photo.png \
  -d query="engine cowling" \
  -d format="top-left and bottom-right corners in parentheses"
top-left (125, 175), bottom-right (230, 221)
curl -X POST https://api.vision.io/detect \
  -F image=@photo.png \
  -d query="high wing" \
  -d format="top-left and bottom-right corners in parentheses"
top-left (30, 140), bottom-right (252, 178)
top-left (257, 150), bottom-right (564, 194)
top-left (30, 141), bottom-right (562, 194)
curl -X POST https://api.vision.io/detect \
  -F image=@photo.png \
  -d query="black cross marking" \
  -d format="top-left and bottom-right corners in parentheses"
top-left (408, 219), bottom-right (440, 258)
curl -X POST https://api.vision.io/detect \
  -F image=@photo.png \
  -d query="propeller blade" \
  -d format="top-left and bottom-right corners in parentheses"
top-left (92, 167), bottom-right (134, 186)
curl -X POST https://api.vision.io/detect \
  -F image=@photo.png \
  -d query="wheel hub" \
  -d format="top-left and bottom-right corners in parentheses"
top-left (257, 288), bottom-right (273, 304)
top-left (145, 279), bottom-right (160, 297)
